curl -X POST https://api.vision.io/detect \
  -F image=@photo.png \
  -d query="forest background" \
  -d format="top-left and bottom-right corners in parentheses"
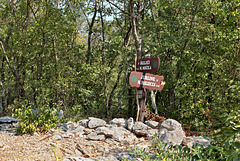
top-left (0, 0), bottom-right (239, 133)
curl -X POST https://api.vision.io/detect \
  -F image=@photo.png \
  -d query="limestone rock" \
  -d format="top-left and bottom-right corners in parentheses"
top-left (83, 128), bottom-right (94, 135)
top-left (110, 118), bottom-right (127, 127)
top-left (182, 137), bottom-right (194, 148)
top-left (65, 121), bottom-right (78, 130)
top-left (59, 121), bottom-right (78, 132)
top-left (133, 121), bottom-right (153, 137)
top-left (110, 126), bottom-right (137, 144)
top-left (158, 119), bottom-right (185, 145)
top-left (191, 136), bottom-right (211, 147)
top-left (78, 119), bottom-right (89, 128)
top-left (58, 123), bottom-right (68, 132)
top-left (75, 149), bottom-right (83, 156)
top-left (127, 117), bottom-right (134, 131)
top-left (95, 127), bottom-right (114, 138)
top-left (87, 132), bottom-right (105, 141)
top-left (75, 141), bottom-right (109, 157)
top-left (88, 117), bottom-right (106, 129)
top-left (63, 157), bottom-right (93, 161)
top-left (145, 120), bottom-right (159, 129)
top-left (0, 116), bottom-right (18, 123)
top-left (69, 125), bottom-right (85, 133)
top-left (52, 135), bottom-right (62, 141)
top-left (0, 124), bottom-right (12, 130)
top-left (161, 119), bottom-right (182, 131)
top-left (147, 129), bottom-right (158, 139)
top-left (62, 132), bottom-right (75, 138)
top-left (94, 155), bottom-right (118, 161)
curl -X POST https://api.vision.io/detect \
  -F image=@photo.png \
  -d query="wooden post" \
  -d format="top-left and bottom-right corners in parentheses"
top-left (139, 88), bottom-right (147, 122)
top-left (135, 54), bottom-right (140, 122)
top-left (138, 54), bottom-right (150, 122)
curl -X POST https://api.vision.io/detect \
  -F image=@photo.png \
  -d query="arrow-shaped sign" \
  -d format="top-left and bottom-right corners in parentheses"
top-left (129, 71), bottom-right (165, 91)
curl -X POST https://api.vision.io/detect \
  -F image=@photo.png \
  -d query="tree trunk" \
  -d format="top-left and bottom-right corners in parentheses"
top-left (168, 87), bottom-right (175, 118)
top-left (53, 36), bottom-right (58, 104)
top-left (87, 1), bottom-right (98, 63)
top-left (128, 87), bottom-right (133, 118)
top-left (150, 90), bottom-right (158, 115)
top-left (130, 0), bottom-right (142, 59)
top-left (0, 42), bottom-right (9, 113)
top-left (130, 0), bottom-right (144, 121)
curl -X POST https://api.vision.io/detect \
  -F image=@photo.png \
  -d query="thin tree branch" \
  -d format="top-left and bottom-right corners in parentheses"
top-left (106, 0), bottom-right (130, 16)
top-left (107, 64), bottom-right (124, 116)
top-left (0, 39), bottom-right (18, 79)
top-left (232, 37), bottom-right (240, 82)
top-left (0, 38), bottom-right (14, 54)
top-left (78, 4), bottom-right (90, 26)
top-left (114, 57), bottom-right (132, 116)
top-left (87, 1), bottom-right (98, 63)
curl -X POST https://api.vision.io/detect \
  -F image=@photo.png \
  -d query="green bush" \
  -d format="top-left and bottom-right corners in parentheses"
top-left (13, 103), bottom-right (60, 134)
top-left (130, 140), bottom-right (229, 160)
top-left (130, 140), bottom-right (226, 161)
top-left (214, 110), bottom-right (240, 161)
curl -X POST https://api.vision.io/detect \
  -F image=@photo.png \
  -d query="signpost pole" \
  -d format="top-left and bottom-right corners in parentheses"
top-left (135, 54), bottom-right (140, 122)
top-left (138, 54), bottom-right (150, 122)
top-left (139, 88), bottom-right (146, 122)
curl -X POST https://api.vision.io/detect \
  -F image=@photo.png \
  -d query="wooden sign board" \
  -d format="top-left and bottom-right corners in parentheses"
top-left (129, 71), bottom-right (165, 91)
top-left (136, 57), bottom-right (160, 73)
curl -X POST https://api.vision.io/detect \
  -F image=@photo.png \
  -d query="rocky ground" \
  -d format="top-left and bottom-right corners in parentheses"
top-left (0, 129), bottom-right (147, 161)
top-left (0, 117), bottom-right (211, 161)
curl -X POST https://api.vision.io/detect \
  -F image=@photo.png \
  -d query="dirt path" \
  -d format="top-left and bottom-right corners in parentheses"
top-left (0, 131), bottom-right (65, 161)
top-left (0, 130), bottom-right (144, 161)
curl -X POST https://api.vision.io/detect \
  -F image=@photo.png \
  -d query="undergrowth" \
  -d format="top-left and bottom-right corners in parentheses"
top-left (130, 110), bottom-right (240, 161)
top-left (12, 99), bottom-right (62, 134)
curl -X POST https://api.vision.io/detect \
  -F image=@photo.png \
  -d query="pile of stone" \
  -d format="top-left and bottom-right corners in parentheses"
top-left (0, 116), bottom-right (211, 161)
top-left (0, 116), bottom-right (19, 131)
top-left (57, 117), bottom-right (210, 161)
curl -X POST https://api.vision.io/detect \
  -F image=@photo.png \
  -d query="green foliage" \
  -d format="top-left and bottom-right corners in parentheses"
top-left (13, 101), bottom-right (60, 134)
top-left (214, 109), bottom-right (240, 160)
top-left (130, 140), bottom-right (227, 160)
top-left (142, 0), bottom-right (240, 131)
top-left (217, 111), bottom-right (240, 141)
top-left (64, 104), bottom-right (86, 122)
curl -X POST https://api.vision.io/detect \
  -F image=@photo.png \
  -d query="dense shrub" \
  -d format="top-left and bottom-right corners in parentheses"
top-left (12, 100), bottom-right (60, 134)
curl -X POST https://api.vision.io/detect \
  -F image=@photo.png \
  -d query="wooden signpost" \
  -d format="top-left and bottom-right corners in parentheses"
top-left (130, 55), bottom-right (165, 122)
